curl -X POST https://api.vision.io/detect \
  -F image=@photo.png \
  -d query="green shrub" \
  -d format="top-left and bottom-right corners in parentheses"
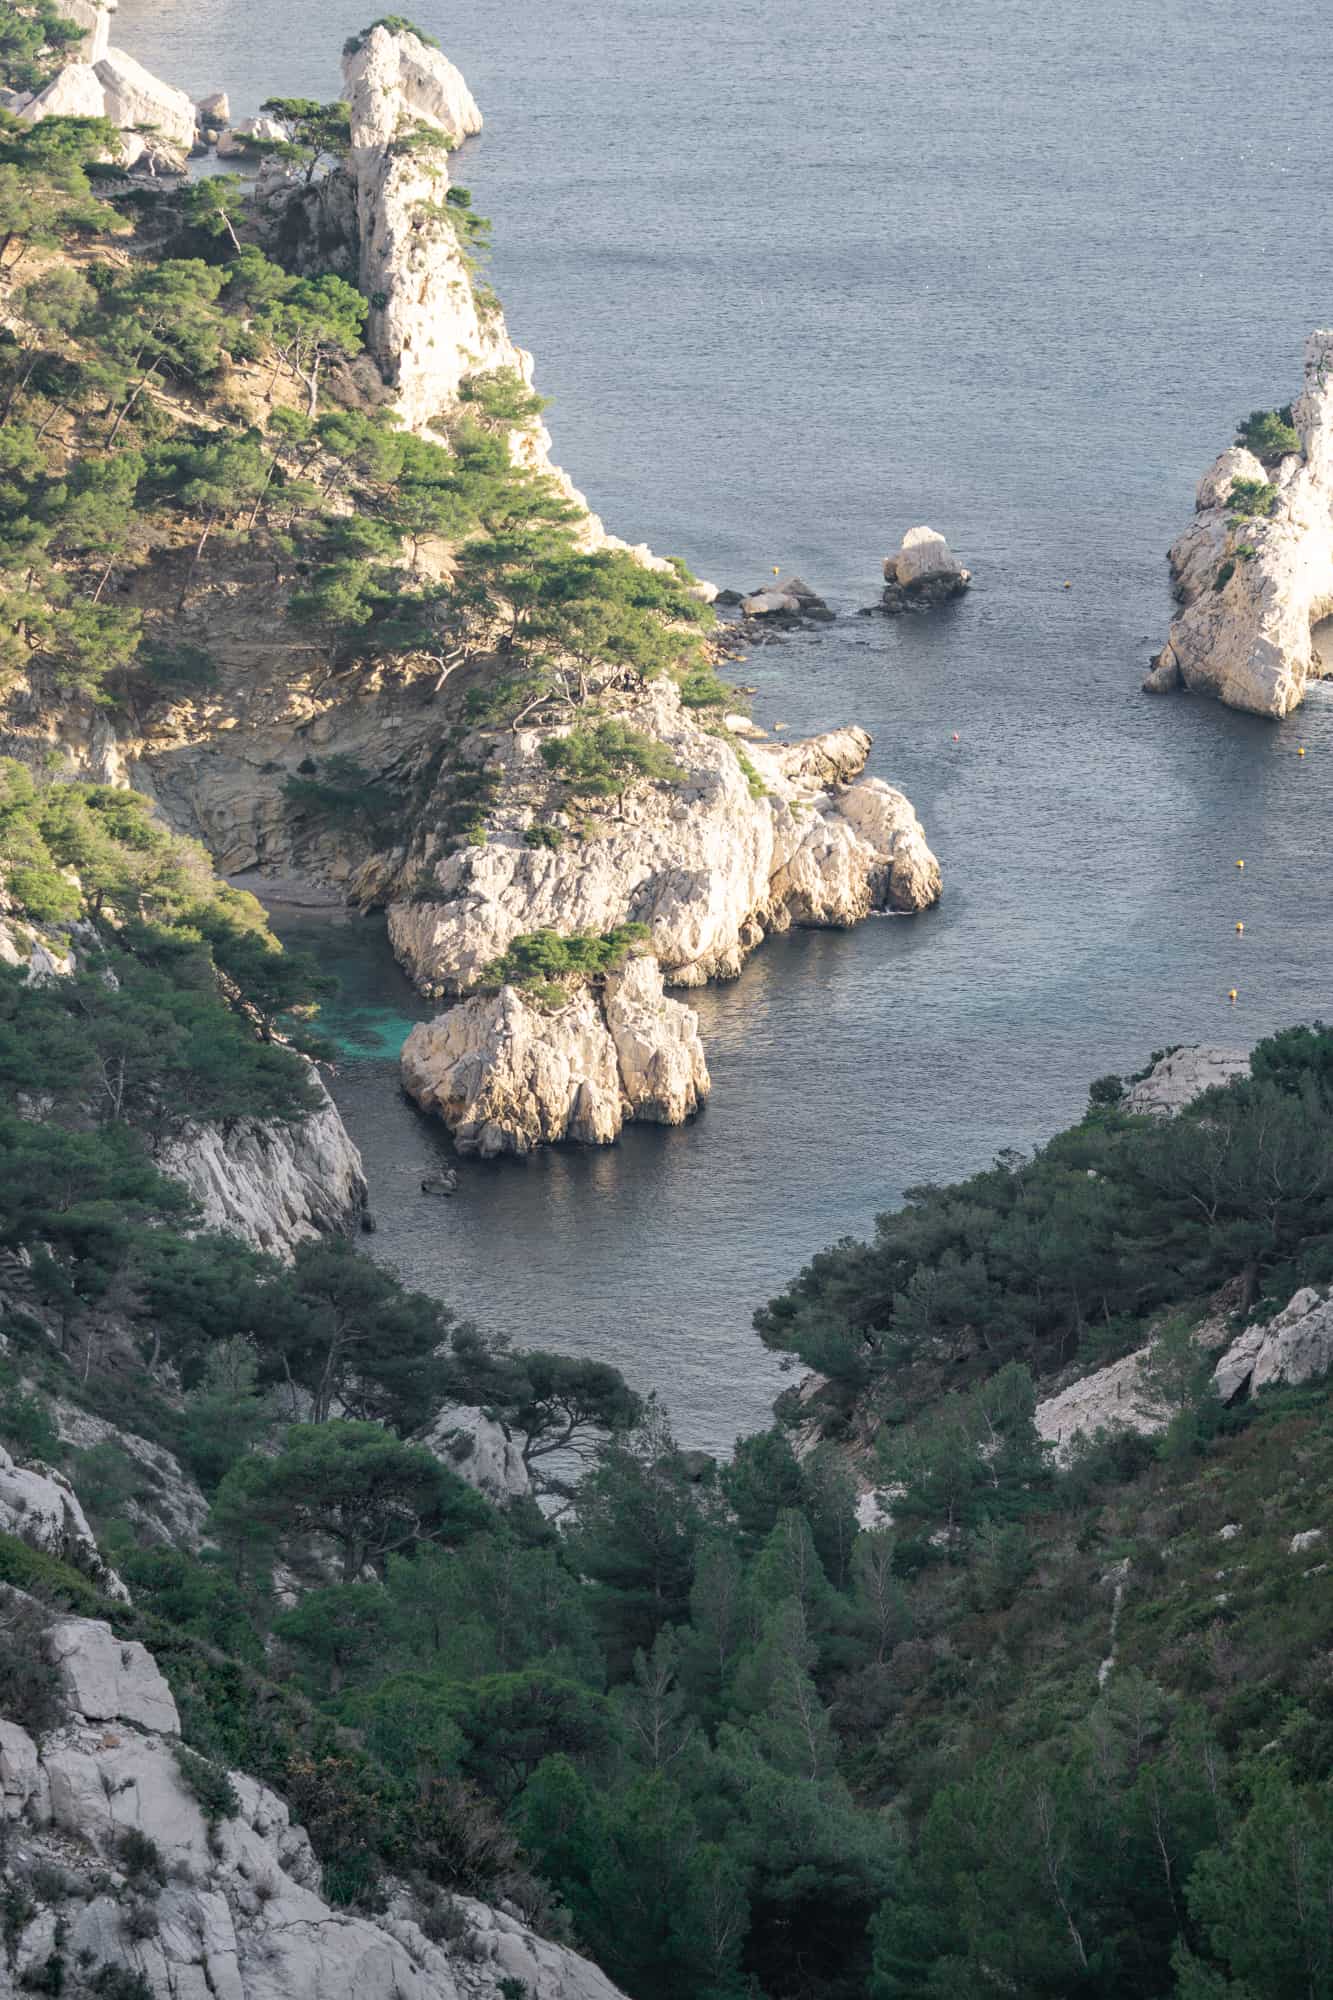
top-left (523, 824), bottom-right (563, 851)
top-left (0, 1530), bottom-right (106, 1616)
top-left (1227, 477), bottom-right (1279, 519)
top-left (734, 747), bottom-right (768, 800)
top-left (678, 665), bottom-right (735, 708)
top-left (0, 1388), bottom-right (63, 1463)
top-left (173, 1744), bottom-right (240, 1827)
top-left (540, 720), bottom-right (683, 802)
top-left (343, 15), bottom-right (439, 55)
top-left (484, 925), bottom-right (650, 993)
top-left (1214, 558), bottom-right (1236, 591)
top-left (1236, 405), bottom-right (1299, 462)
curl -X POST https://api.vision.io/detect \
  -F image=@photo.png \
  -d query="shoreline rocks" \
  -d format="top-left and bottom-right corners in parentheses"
top-left (401, 953), bottom-right (710, 1156)
top-left (1151, 330), bottom-right (1333, 716)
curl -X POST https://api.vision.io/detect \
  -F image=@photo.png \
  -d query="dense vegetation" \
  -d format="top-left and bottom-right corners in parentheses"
top-left (3, 23), bottom-right (1333, 2000)
top-left (1235, 404), bottom-right (1300, 463)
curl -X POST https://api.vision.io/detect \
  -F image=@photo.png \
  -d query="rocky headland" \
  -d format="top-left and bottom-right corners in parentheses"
top-left (3, 18), bottom-right (942, 1159)
top-left (1149, 329), bottom-right (1333, 715)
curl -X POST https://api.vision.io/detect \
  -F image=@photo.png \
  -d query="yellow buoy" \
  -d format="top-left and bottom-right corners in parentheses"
top-left (1063, 580), bottom-right (1072, 589)
top-left (1235, 921), bottom-right (1244, 933)
top-left (1236, 859), bottom-right (1244, 869)
top-left (1229, 989), bottom-right (1238, 1003)
top-left (772, 567), bottom-right (781, 576)
top-left (1299, 746), bottom-right (1306, 756)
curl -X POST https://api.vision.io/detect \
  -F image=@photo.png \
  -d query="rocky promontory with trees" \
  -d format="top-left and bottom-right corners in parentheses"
top-left (0, 10), bottom-right (940, 1159)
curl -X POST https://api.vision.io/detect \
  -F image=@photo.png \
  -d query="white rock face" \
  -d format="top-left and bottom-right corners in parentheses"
top-left (17, 60), bottom-right (106, 123)
top-left (422, 1404), bottom-right (531, 1502)
top-left (401, 952), bottom-right (710, 1156)
top-left (159, 1066), bottom-right (368, 1257)
top-left (1, 1607), bottom-right (630, 2000)
top-left (1122, 1045), bottom-right (1250, 1117)
top-left (47, 1618), bottom-right (179, 1731)
top-left (58, 0), bottom-right (116, 64)
top-left (93, 48), bottom-right (197, 152)
top-left (1213, 1286), bottom-right (1333, 1402)
top-left (216, 112), bottom-right (290, 155)
top-left (389, 682), bottom-right (941, 998)
top-left (1035, 1349), bottom-right (1169, 1457)
top-left (1154, 331), bottom-right (1333, 715)
top-left (887, 526), bottom-right (969, 588)
top-left (0, 1446), bottom-right (127, 1599)
top-left (51, 1403), bottom-right (209, 1551)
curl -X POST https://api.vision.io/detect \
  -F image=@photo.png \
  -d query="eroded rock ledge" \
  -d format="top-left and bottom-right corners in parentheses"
top-left (1150, 330), bottom-right (1333, 716)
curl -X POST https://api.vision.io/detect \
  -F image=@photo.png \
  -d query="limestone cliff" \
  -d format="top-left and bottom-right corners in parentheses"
top-left (159, 1067), bottom-right (369, 1258)
top-left (402, 952), bottom-right (710, 1156)
top-left (0, 1599), bottom-right (629, 2000)
top-left (1151, 331), bottom-right (1333, 716)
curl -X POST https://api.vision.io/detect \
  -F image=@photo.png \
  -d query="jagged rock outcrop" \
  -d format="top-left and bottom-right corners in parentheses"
top-left (876, 527), bottom-right (971, 612)
top-left (1035, 1349), bottom-right (1171, 1458)
top-left (50, 1404), bottom-right (209, 1552)
top-left (59, 0), bottom-right (115, 64)
top-left (1122, 1045), bottom-right (1250, 1116)
top-left (1213, 1285), bottom-right (1333, 1402)
top-left (401, 952), bottom-right (710, 1155)
top-left (421, 1404), bottom-right (532, 1502)
top-left (0, 1448), bottom-right (127, 1600)
top-left (0, 1601), bottom-right (628, 2000)
top-left (1151, 331), bottom-right (1333, 715)
top-left (159, 1066), bottom-right (369, 1257)
top-left (389, 681), bottom-right (940, 998)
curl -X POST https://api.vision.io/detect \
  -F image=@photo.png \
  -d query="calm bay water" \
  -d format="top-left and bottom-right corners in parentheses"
top-left (124, 0), bottom-right (1333, 1450)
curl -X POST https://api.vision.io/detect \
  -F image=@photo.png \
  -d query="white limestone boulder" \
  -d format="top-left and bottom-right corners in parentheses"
top-left (1155, 331), bottom-right (1333, 716)
top-left (94, 48), bottom-right (196, 153)
top-left (422, 1404), bottom-right (531, 1502)
top-left (46, 1618), bottom-right (179, 1732)
top-left (888, 526), bottom-right (969, 588)
top-left (17, 61), bottom-right (107, 123)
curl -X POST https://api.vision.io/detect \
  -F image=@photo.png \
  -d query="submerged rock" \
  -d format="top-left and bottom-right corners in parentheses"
top-left (400, 953), bottom-right (710, 1156)
top-left (875, 527), bottom-right (971, 612)
top-left (1153, 331), bottom-right (1333, 715)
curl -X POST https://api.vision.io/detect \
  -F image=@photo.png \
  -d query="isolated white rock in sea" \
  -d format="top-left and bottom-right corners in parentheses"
top-left (388, 681), bottom-right (940, 999)
top-left (1152, 330), bottom-right (1333, 715)
top-left (401, 953), bottom-right (710, 1156)
top-left (1121, 1045), bottom-right (1250, 1117)
top-left (159, 1064), bottom-right (368, 1257)
top-left (887, 526), bottom-right (969, 589)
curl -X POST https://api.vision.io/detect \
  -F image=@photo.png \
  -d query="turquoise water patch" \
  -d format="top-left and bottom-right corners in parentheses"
top-left (325, 1006), bottom-right (419, 1063)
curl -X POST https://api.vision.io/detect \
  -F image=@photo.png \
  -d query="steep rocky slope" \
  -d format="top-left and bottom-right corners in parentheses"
top-left (0, 1597), bottom-right (628, 2000)
top-left (1150, 329), bottom-right (1333, 715)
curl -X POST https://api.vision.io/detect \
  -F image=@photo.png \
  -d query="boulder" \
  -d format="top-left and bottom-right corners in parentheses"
top-left (46, 1618), bottom-right (180, 1732)
top-left (877, 526), bottom-right (971, 612)
top-left (740, 590), bottom-right (802, 617)
top-left (17, 61), bottom-right (107, 124)
top-left (194, 88), bottom-right (230, 126)
top-left (94, 48), bottom-right (197, 154)
top-left (216, 112), bottom-right (289, 156)
top-left (422, 1404), bottom-right (532, 1503)
top-left (1156, 331), bottom-right (1333, 716)
top-left (1291, 1528), bottom-right (1324, 1555)
top-left (1122, 1046), bottom-right (1250, 1117)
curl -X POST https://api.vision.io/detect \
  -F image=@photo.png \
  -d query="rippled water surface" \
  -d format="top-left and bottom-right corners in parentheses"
top-left (123, 0), bottom-right (1333, 1449)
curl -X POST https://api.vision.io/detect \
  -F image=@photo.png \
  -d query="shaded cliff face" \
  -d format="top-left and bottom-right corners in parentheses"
top-left (0, 1597), bottom-right (630, 2000)
top-left (1153, 329), bottom-right (1333, 716)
